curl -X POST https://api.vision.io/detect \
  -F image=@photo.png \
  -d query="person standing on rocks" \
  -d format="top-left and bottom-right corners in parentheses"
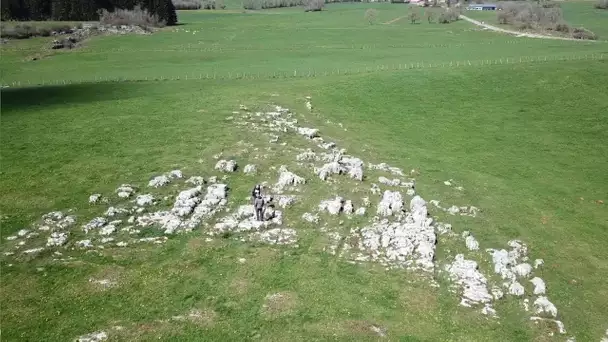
top-left (254, 195), bottom-right (265, 221)
top-left (251, 184), bottom-right (261, 204)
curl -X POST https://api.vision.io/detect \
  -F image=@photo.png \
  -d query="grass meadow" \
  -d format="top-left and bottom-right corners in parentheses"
top-left (1, 2), bottom-right (607, 341)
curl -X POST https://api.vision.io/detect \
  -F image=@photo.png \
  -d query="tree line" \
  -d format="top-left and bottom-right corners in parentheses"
top-left (1, 0), bottom-right (177, 25)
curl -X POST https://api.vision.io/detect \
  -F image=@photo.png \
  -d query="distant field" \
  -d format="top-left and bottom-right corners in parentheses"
top-left (1, 3), bottom-right (606, 85)
top-left (1, 3), bottom-right (607, 342)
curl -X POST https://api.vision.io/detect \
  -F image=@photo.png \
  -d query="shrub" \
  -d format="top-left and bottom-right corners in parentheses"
top-left (572, 27), bottom-right (597, 40)
top-left (595, 0), bottom-right (608, 9)
top-left (304, 0), bottom-right (324, 11)
top-left (425, 9), bottom-right (436, 23)
top-left (98, 5), bottom-right (166, 28)
top-left (497, 2), bottom-right (563, 29)
top-left (408, 11), bottom-right (420, 23)
top-left (243, 0), bottom-right (304, 10)
top-left (552, 22), bottom-right (570, 33)
top-left (437, 8), bottom-right (459, 23)
top-left (364, 8), bottom-right (378, 24)
top-left (173, 0), bottom-right (202, 9)
top-left (0, 22), bottom-right (75, 39)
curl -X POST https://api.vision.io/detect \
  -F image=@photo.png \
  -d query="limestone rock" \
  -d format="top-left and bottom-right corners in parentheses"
top-left (215, 159), bottom-right (237, 172)
top-left (533, 296), bottom-right (557, 317)
top-left (530, 277), bottom-right (546, 295)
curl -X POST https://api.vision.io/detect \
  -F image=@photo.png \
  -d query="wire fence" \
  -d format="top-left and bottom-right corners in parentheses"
top-left (0, 38), bottom-right (568, 53)
top-left (1, 53), bottom-right (605, 88)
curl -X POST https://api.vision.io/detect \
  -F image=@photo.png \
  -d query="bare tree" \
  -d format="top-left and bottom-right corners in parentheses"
top-left (365, 9), bottom-right (378, 25)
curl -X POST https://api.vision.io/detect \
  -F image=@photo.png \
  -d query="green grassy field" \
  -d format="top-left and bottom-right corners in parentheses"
top-left (1, 3), bottom-right (608, 342)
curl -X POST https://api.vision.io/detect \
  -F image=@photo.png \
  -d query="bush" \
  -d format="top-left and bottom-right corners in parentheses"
top-left (551, 21), bottom-right (570, 33)
top-left (572, 27), bottom-right (597, 40)
top-left (425, 9), bottom-right (436, 23)
top-left (364, 8), bottom-right (377, 24)
top-left (304, 0), bottom-right (324, 11)
top-left (98, 5), bottom-right (166, 28)
top-left (437, 8), bottom-right (459, 23)
top-left (242, 0), bottom-right (304, 10)
top-left (497, 2), bottom-right (563, 29)
top-left (0, 22), bottom-right (75, 39)
top-left (595, 0), bottom-right (608, 9)
top-left (173, 0), bottom-right (202, 9)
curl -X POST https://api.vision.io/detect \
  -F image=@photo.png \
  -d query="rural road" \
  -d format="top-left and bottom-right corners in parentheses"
top-left (459, 14), bottom-right (601, 42)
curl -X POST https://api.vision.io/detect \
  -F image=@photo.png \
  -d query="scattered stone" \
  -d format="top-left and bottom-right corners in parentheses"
top-left (243, 164), bottom-right (257, 174)
top-left (89, 194), bottom-right (102, 204)
top-left (99, 225), bottom-right (117, 236)
top-left (513, 263), bottom-right (533, 278)
top-left (319, 197), bottom-right (344, 215)
top-left (149, 175), bottom-right (170, 187)
top-left (302, 212), bottom-right (319, 223)
top-left (83, 217), bottom-right (107, 233)
top-left (377, 191), bottom-right (403, 216)
top-left (481, 304), bottom-right (497, 317)
top-left (344, 197), bottom-right (435, 271)
top-left (23, 247), bottom-right (45, 255)
top-left (445, 254), bottom-right (493, 307)
top-left (169, 170), bottom-right (183, 178)
top-left (296, 150), bottom-right (317, 162)
top-left (343, 200), bottom-right (354, 214)
top-left (530, 277), bottom-right (546, 295)
top-left (101, 237), bottom-right (114, 243)
top-left (297, 127), bottom-right (319, 139)
top-left (355, 207), bottom-right (366, 215)
top-left (436, 222), bottom-right (452, 235)
top-left (115, 184), bottom-right (135, 198)
top-left (368, 163), bottom-right (404, 176)
top-left (77, 240), bottom-right (93, 248)
top-left (491, 286), bottom-right (504, 300)
top-left (370, 183), bottom-right (381, 195)
top-left (6, 235), bottom-right (17, 241)
top-left (523, 298), bottom-right (530, 311)
top-left (275, 165), bottom-right (305, 191)
top-left (136, 194), bottom-right (155, 206)
top-left (185, 176), bottom-right (205, 186)
top-left (251, 228), bottom-right (298, 245)
top-left (508, 281), bottom-right (525, 296)
top-left (533, 296), bottom-right (557, 317)
top-left (486, 240), bottom-right (528, 281)
top-left (447, 205), bottom-right (460, 215)
top-left (530, 317), bottom-right (566, 334)
top-left (534, 259), bottom-right (544, 269)
top-left (378, 176), bottom-right (400, 187)
top-left (465, 234), bottom-right (480, 251)
top-left (276, 195), bottom-right (296, 208)
top-left (76, 331), bottom-right (108, 342)
top-left (172, 187), bottom-right (202, 217)
top-left (116, 241), bottom-right (128, 247)
top-left (46, 232), bottom-right (68, 247)
top-left (215, 159), bottom-right (237, 172)
top-left (105, 207), bottom-right (129, 217)
top-left (316, 162), bottom-right (344, 181)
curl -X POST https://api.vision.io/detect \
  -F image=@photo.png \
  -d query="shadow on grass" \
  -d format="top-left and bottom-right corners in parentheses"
top-left (0, 82), bottom-right (142, 114)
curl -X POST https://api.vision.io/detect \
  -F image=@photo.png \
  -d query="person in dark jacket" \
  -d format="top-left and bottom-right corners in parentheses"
top-left (254, 195), bottom-right (265, 221)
